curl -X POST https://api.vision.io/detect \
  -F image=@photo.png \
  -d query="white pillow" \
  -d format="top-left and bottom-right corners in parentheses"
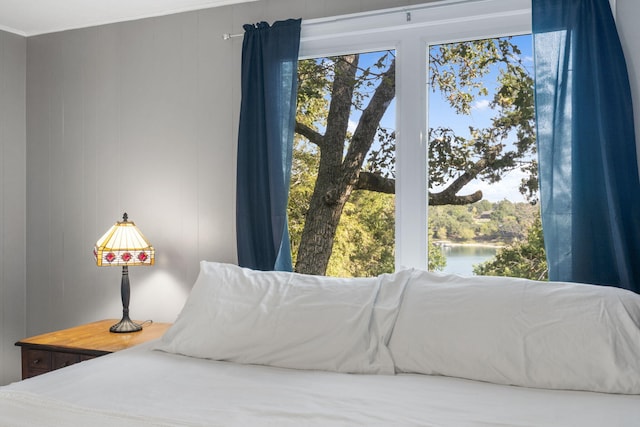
top-left (389, 270), bottom-right (640, 394)
top-left (156, 262), bottom-right (412, 374)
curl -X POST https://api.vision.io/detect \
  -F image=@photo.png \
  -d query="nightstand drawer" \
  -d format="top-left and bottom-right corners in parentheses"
top-left (52, 351), bottom-right (80, 370)
top-left (23, 349), bottom-right (51, 370)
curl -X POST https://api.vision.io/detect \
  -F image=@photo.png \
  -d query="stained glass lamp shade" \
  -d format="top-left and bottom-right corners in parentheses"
top-left (94, 213), bottom-right (155, 333)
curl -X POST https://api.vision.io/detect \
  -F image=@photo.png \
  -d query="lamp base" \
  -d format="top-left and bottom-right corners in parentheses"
top-left (110, 316), bottom-right (143, 333)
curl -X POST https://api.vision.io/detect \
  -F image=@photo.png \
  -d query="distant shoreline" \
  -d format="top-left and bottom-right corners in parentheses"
top-left (434, 241), bottom-right (505, 249)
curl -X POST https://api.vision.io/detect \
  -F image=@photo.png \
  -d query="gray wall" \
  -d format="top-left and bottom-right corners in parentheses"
top-left (0, 29), bottom-right (26, 385)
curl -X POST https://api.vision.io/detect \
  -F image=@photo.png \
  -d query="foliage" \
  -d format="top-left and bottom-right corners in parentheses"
top-left (473, 216), bottom-right (548, 281)
top-left (326, 191), bottom-right (395, 277)
top-left (428, 229), bottom-right (447, 272)
top-left (296, 59), bottom-right (330, 129)
top-left (429, 200), bottom-right (539, 244)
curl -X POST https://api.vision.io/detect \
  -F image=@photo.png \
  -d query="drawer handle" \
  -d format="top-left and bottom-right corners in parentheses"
top-left (32, 359), bottom-right (40, 365)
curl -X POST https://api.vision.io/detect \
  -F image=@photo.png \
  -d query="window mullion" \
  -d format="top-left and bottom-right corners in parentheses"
top-left (395, 37), bottom-right (428, 271)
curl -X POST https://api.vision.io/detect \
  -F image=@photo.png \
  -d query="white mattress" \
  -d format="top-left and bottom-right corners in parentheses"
top-left (2, 342), bottom-right (640, 426)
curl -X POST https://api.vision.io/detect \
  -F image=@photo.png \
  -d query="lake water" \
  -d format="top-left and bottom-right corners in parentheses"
top-left (439, 245), bottom-right (498, 276)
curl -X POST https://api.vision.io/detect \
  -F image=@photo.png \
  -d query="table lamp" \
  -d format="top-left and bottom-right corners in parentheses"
top-left (93, 213), bottom-right (155, 333)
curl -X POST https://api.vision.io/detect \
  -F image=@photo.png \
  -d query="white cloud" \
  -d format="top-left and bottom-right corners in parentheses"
top-left (472, 99), bottom-right (491, 111)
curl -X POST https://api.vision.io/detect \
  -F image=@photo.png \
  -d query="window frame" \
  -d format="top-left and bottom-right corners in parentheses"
top-left (298, 0), bottom-right (532, 271)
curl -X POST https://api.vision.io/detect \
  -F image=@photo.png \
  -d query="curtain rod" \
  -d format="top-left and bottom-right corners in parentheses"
top-left (222, 33), bottom-right (242, 40)
top-left (221, 0), bottom-right (485, 40)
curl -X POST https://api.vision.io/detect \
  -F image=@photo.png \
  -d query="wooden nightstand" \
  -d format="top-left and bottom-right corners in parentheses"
top-left (15, 319), bottom-right (172, 379)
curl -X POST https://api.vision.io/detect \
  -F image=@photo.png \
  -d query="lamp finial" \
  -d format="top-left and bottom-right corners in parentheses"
top-left (122, 212), bottom-right (128, 222)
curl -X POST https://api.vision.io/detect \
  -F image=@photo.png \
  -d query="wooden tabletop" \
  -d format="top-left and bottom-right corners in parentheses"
top-left (15, 319), bottom-right (172, 355)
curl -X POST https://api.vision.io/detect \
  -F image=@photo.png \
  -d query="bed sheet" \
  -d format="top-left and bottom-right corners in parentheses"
top-left (2, 342), bottom-right (640, 426)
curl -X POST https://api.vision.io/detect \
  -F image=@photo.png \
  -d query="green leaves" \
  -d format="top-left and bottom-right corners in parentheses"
top-left (473, 216), bottom-right (548, 280)
top-left (327, 191), bottom-right (396, 277)
top-left (296, 59), bottom-right (331, 129)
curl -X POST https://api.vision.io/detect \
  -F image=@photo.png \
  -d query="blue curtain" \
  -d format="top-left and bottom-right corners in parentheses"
top-left (236, 19), bottom-right (301, 271)
top-left (533, 0), bottom-right (640, 291)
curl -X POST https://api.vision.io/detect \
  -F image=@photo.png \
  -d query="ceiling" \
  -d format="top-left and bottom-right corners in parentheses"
top-left (0, 0), bottom-right (258, 37)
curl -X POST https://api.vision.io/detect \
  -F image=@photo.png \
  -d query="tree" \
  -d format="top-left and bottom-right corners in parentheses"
top-left (473, 216), bottom-right (548, 280)
top-left (293, 38), bottom-right (536, 275)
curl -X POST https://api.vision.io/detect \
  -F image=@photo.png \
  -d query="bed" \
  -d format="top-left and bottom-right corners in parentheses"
top-left (1, 261), bottom-right (640, 426)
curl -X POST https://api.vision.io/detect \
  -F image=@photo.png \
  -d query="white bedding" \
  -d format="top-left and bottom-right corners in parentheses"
top-left (3, 341), bottom-right (640, 427)
top-left (157, 262), bottom-right (640, 394)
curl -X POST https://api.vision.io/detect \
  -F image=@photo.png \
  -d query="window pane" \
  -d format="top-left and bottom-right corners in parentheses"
top-left (426, 35), bottom-right (546, 279)
top-left (290, 50), bottom-right (396, 277)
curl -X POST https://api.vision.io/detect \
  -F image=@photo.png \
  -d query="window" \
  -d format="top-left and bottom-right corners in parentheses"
top-left (295, 0), bottom-right (532, 273)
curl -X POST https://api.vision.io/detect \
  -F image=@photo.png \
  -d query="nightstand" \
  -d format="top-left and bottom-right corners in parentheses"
top-left (15, 319), bottom-right (172, 379)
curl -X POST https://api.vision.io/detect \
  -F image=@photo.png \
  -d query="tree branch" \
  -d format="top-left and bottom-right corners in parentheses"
top-left (355, 172), bottom-right (395, 193)
top-left (427, 146), bottom-right (502, 205)
top-left (429, 190), bottom-right (483, 205)
top-left (343, 59), bottom-right (396, 175)
top-left (445, 147), bottom-right (499, 195)
top-left (295, 121), bottom-right (324, 147)
top-left (324, 54), bottom-right (359, 153)
top-left (355, 171), bottom-right (482, 205)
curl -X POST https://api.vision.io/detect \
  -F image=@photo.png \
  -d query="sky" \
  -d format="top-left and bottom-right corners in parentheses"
top-left (427, 34), bottom-right (535, 203)
top-left (350, 34), bottom-right (535, 203)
